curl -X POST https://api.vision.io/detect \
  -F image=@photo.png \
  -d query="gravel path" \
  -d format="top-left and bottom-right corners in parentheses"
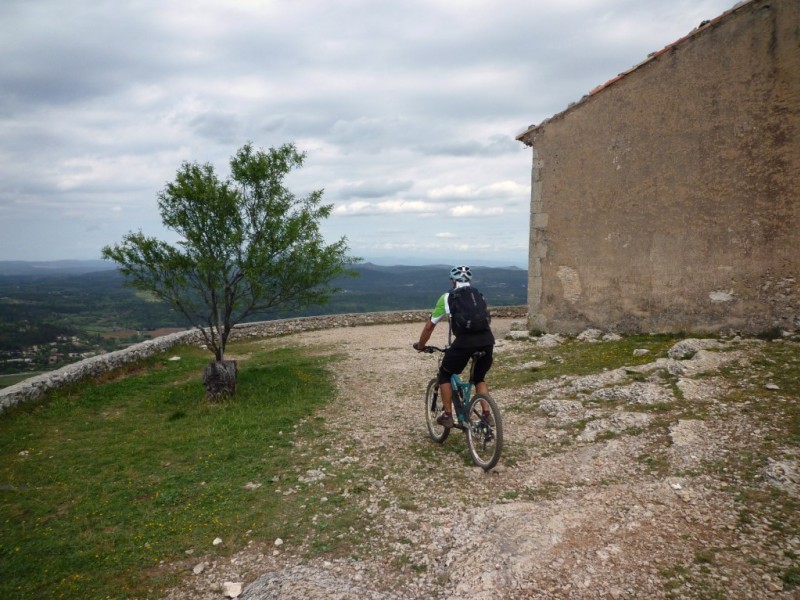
top-left (165, 320), bottom-right (800, 600)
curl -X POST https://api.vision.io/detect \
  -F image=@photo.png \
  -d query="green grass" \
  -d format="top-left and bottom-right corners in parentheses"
top-left (0, 341), bottom-right (346, 599)
top-left (494, 333), bottom-right (683, 389)
top-left (0, 372), bottom-right (45, 390)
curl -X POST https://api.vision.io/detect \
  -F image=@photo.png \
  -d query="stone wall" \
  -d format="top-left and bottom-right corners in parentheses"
top-left (517, 0), bottom-right (799, 335)
top-left (0, 306), bottom-right (526, 414)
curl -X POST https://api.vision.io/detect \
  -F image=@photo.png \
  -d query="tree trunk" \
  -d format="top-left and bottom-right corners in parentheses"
top-left (202, 360), bottom-right (238, 400)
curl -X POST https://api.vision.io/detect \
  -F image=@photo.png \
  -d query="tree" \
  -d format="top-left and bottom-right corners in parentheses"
top-left (102, 143), bottom-right (357, 398)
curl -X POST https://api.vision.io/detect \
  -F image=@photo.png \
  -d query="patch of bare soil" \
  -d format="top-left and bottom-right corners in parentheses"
top-left (164, 320), bottom-right (800, 600)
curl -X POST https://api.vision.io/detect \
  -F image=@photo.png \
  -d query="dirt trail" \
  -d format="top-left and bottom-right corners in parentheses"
top-left (166, 319), bottom-right (799, 600)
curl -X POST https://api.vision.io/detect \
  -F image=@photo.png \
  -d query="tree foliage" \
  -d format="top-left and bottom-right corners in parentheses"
top-left (103, 143), bottom-right (357, 361)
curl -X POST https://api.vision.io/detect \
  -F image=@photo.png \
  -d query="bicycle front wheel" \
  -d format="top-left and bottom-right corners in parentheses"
top-left (425, 378), bottom-right (450, 443)
top-left (466, 393), bottom-right (503, 471)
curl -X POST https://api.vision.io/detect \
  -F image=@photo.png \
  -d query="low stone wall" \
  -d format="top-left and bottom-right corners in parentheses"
top-left (0, 306), bottom-right (527, 414)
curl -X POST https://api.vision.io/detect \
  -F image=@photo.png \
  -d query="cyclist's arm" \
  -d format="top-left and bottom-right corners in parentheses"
top-left (416, 319), bottom-right (436, 351)
top-left (416, 293), bottom-right (448, 351)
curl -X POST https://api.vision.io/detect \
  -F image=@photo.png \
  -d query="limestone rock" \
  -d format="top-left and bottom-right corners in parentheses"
top-left (223, 581), bottom-right (243, 598)
top-left (577, 412), bottom-right (653, 442)
top-left (667, 338), bottom-right (725, 360)
top-left (590, 382), bottom-right (674, 405)
top-left (536, 333), bottom-right (564, 348)
top-left (507, 330), bottom-right (530, 340)
top-left (577, 328), bottom-right (604, 342)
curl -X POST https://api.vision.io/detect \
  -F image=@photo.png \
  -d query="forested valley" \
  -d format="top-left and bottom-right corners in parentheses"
top-left (0, 261), bottom-right (526, 385)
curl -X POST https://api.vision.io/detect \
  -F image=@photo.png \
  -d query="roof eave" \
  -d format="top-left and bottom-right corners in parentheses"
top-left (516, 0), bottom-right (759, 146)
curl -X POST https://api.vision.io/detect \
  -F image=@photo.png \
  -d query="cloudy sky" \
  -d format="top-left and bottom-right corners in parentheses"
top-left (0, 0), bottom-right (736, 267)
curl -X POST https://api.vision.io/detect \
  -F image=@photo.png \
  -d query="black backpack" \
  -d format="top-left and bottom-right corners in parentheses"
top-left (448, 285), bottom-right (491, 335)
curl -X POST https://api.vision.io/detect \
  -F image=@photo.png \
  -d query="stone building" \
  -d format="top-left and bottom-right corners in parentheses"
top-left (516, 0), bottom-right (799, 334)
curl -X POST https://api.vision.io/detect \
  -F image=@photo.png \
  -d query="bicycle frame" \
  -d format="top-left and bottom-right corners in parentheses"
top-left (435, 349), bottom-right (482, 428)
top-left (446, 373), bottom-right (469, 425)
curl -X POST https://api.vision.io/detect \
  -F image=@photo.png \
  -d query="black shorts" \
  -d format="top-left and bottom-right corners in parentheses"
top-left (438, 344), bottom-right (494, 385)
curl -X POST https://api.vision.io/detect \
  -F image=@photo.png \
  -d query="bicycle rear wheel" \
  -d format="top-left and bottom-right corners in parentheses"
top-left (425, 378), bottom-right (450, 443)
top-left (466, 393), bottom-right (503, 471)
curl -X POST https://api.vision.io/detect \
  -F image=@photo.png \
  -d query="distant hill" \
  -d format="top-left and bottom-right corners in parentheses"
top-left (0, 262), bottom-right (526, 330)
top-left (0, 260), bottom-right (115, 276)
top-left (272, 263), bottom-right (527, 318)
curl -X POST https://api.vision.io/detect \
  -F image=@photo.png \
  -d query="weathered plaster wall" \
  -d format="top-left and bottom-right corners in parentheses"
top-left (519, 0), bottom-right (799, 334)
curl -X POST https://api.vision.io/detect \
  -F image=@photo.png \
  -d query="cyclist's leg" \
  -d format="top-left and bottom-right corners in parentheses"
top-left (471, 345), bottom-right (494, 412)
top-left (438, 380), bottom-right (453, 414)
top-left (476, 383), bottom-right (491, 415)
top-left (439, 347), bottom-right (471, 417)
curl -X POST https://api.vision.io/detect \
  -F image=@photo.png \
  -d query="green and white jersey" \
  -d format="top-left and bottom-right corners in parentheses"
top-left (430, 292), bottom-right (449, 324)
top-left (430, 282), bottom-right (470, 324)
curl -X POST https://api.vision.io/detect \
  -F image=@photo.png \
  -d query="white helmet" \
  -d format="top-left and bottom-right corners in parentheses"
top-left (449, 265), bottom-right (472, 282)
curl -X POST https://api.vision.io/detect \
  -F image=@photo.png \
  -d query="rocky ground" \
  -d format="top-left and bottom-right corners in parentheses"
top-left (164, 319), bottom-right (800, 600)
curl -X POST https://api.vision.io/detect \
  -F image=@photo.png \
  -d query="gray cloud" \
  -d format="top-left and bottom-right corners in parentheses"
top-left (337, 180), bottom-right (414, 200)
top-left (0, 0), bottom-right (737, 264)
top-left (418, 135), bottom-right (524, 158)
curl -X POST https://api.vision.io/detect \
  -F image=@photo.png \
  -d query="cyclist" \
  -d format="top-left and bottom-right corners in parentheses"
top-left (414, 265), bottom-right (495, 428)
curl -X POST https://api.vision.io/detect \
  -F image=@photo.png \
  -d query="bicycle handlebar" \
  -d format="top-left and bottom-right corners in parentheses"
top-left (413, 343), bottom-right (485, 360)
top-left (412, 343), bottom-right (446, 354)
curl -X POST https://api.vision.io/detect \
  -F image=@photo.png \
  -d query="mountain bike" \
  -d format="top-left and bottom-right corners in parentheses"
top-left (415, 345), bottom-right (503, 471)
